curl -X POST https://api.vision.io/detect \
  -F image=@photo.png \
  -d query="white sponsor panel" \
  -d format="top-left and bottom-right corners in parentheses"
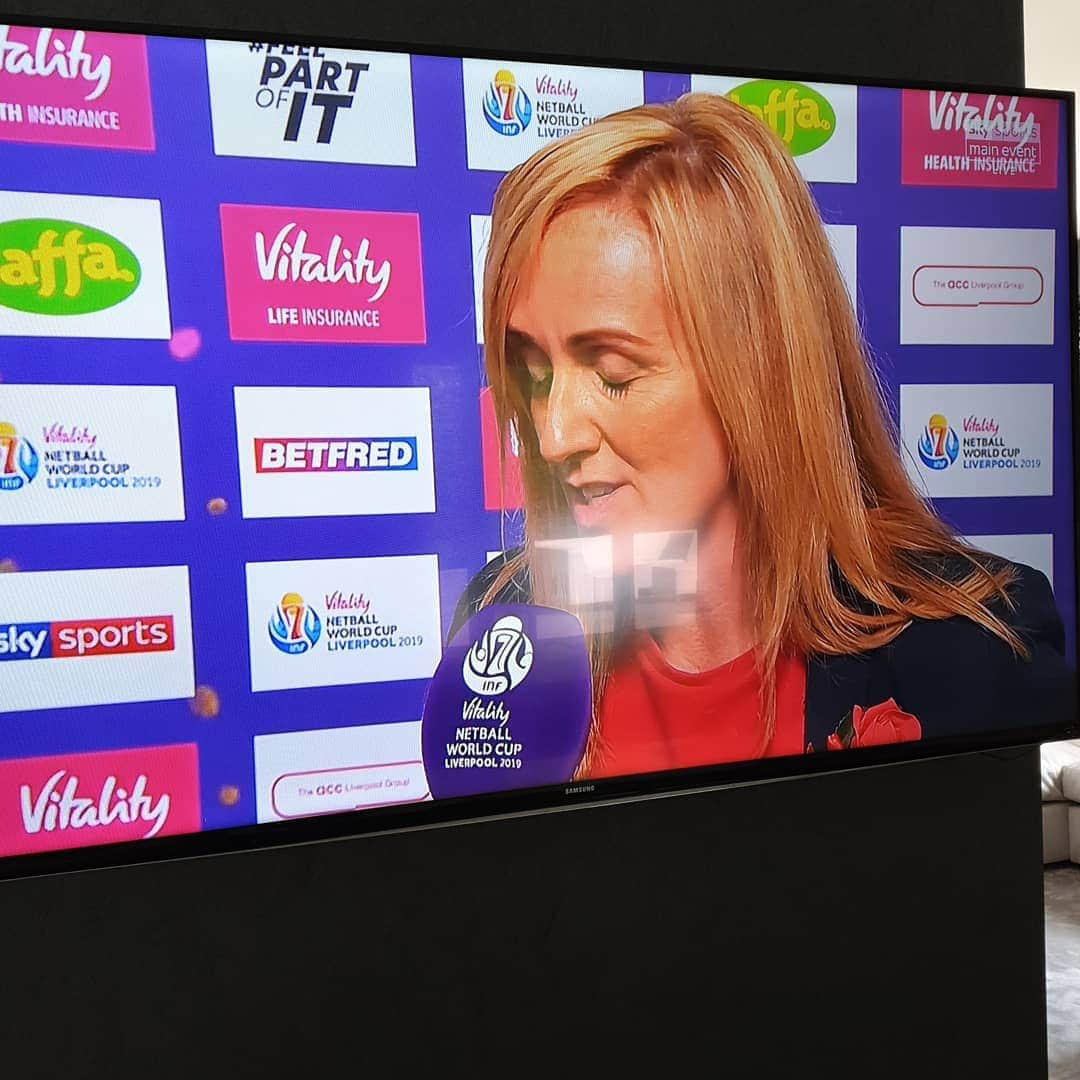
top-left (471, 214), bottom-right (491, 345)
top-left (0, 384), bottom-right (184, 525)
top-left (0, 190), bottom-right (171, 339)
top-left (254, 720), bottom-right (428, 823)
top-left (0, 565), bottom-right (194, 713)
top-left (899, 383), bottom-right (1052, 498)
top-left (963, 533), bottom-right (1054, 589)
top-left (690, 74), bottom-right (858, 183)
top-left (899, 226), bottom-right (1055, 345)
top-left (205, 40), bottom-right (416, 166)
top-left (824, 223), bottom-right (857, 305)
top-left (233, 386), bottom-right (435, 519)
top-left (246, 554), bottom-right (442, 693)
top-left (463, 59), bottom-right (644, 172)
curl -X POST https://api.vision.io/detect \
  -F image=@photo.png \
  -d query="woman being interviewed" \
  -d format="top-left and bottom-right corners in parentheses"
top-left (451, 92), bottom-right (1074, 779)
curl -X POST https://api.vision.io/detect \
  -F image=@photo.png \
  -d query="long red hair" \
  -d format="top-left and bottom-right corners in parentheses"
top-left (479, 92), bottom-right (1019, 769)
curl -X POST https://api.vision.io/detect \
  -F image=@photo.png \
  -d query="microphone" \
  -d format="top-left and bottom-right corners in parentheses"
top-left (421, 604), bottom-right (592, 798)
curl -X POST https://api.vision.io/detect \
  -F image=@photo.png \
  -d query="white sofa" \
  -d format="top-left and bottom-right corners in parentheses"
top-left (1041, 740), bottom-right (1080, 863)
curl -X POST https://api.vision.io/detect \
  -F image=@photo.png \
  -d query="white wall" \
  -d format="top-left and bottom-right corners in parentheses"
top-left (1025, 0), bottom-right (1079, 229)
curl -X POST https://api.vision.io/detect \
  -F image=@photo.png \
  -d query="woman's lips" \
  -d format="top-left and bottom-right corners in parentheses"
top-left (568, 482), bottom-right (629, 530)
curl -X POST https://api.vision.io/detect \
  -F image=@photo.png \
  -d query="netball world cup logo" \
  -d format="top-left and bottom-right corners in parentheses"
top-left (0, 422), bottom-right (39, 491)
top-left (483, 69), bottom-right (532, 137)
top-left (462, 614), bottom-right (534, 696)
top-left (918, 413), bottom-right (960, 470)
top-left (268, 592), bottom-right (322, 655)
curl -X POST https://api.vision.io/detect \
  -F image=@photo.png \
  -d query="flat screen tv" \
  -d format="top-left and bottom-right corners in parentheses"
top-left (0, 17), bottom-right (1076, 880)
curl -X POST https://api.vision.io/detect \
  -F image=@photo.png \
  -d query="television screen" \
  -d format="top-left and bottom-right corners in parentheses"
top-left (0, 19), bottom-right (1076, 879)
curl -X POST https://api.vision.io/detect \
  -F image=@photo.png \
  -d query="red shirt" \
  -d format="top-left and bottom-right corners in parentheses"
top-left (586, 633), bottom-right (807, 779)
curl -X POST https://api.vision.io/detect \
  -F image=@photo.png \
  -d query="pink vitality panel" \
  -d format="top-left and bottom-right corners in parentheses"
top-left (219, 203), bottom-right (427, 344)
top-left (0, 744), bottom-right (201, 857)
top-left (900, 90), bottom-right (1059, 190)
top-left (0, 25), bottom-right (155, 150)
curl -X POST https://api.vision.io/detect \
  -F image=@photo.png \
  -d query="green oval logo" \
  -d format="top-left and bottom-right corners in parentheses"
top-left (0, 218), bottom-right (141, 316)
top-left (726, 80), bottom-right (836, 156)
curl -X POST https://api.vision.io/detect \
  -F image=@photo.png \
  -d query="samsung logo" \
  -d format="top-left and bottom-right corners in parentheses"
top-left (564, 784), bottom-right (595, 796)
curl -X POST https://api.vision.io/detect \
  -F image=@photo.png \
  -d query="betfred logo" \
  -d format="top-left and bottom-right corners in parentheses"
top-left (0, 615), bottom-right (174, 661)
top-left (219, 203), bottom-right (425, 344)
top-left (254, 437), bottom-right (418, 473)
top-left (901, 90), bottom-right (1059, 190)
top-left (0, 24), bottom-right (154, 151)
top-left (233, 387), bottom-right (435, 519)
top-left (480, 386), bottom-right (524, 511)
top-left (0, 744), bottom-right (200, 857)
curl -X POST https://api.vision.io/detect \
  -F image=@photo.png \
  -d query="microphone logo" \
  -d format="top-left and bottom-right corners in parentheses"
top-left (462, 614), bottom-right (534, 696)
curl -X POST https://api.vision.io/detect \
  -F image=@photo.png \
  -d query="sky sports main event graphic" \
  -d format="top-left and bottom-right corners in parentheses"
top-left (205, 40), bottom-right (416, 167)
top-left (0, 24), bottom-right (154, 150)
top-left (0, 384), bottom-right (184, 525)
top-left (233, 386), bottom-right (435, 518)
top-left (901, 91), bottom-right (1060, 189)
top-left (219, 203), bottom-right (426, 343)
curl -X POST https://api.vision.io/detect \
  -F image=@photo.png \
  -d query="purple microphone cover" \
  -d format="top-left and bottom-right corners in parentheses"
top-left (421, 604), bottom-right (592, 798)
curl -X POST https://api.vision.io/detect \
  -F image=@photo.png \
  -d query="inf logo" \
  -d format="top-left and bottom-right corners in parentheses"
top-left (0, 423), bottom-right (39, 492)
top-left (268, 592), bottom-right (322, 655)
top-left (463, 614), bottom-right (534, 696)
top-left (918, 413), bottom-right (960, 471)
top-left (483, 69), bottom-right (532, 137)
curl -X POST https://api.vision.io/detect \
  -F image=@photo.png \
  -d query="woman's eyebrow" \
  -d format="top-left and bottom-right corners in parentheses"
top-left (567, 327), bottom-right (651, 350)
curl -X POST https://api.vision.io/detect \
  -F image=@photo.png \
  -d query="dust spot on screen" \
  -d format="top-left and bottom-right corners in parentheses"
top-left (190, 684), bottom-right (221, 718)
top-left (169, 327), bottom-right (202, 361)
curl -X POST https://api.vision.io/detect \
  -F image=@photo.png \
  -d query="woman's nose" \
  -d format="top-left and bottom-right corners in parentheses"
top-left (536, 372), bottom-right (600, 465)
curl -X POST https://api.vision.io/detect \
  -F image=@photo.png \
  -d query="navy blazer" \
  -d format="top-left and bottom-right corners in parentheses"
top-left (449, 550), bottom-right (1076, 751)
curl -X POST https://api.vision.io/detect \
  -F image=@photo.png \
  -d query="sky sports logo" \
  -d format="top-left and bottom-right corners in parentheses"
top-left (0, 616), bottom-right (175, 661)
top-left (253, 437), bottom-right (417, 473)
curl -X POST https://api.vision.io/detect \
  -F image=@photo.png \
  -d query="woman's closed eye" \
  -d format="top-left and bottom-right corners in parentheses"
top-left (599, 373), bottom-right (633, 398)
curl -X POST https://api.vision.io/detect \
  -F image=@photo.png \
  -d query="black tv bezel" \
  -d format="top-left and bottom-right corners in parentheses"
top-left (0, 12), bottom-right (1077, 884)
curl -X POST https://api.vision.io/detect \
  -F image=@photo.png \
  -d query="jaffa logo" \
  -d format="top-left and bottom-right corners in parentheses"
top-left (726, 80), bottom-right (835, 155)
top-left (462, 614), bottom-right (534, 696)
top-left (268, 592), bottom-right (322, 655)
top-left (0, 421), bottom-right (39, 491)
top-left (0, 218), bottom-right (140, 315)
top-left (483, 69), bottom-right (532, 137)
top-left (918, 413), bottom-right (960, 471)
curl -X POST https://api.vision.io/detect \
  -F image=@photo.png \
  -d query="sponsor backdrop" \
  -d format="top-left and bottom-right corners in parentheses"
top-left (0, 23), bottom-right (1074, 858)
